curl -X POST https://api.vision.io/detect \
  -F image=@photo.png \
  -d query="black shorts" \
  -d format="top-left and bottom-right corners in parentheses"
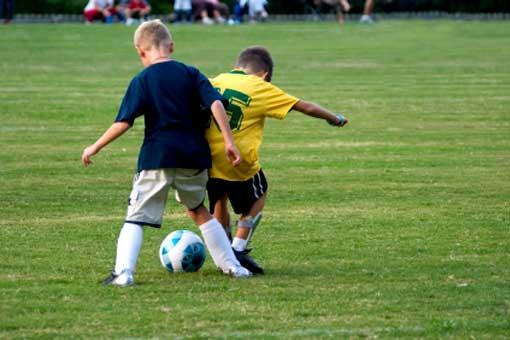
top-left (207, 169), bottom-right (268, 215)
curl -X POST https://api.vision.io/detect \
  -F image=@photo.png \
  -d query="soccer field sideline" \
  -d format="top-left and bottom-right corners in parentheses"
top-left (0, 21), bottom-right (509, 338)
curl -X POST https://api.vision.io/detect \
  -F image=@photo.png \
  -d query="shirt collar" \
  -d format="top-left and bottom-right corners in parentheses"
top-left (229, 69), bottom-right (246, 75)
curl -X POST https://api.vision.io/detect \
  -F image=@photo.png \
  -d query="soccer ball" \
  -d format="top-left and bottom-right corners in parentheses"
top-left (159, 230), bottom-right (206, 272)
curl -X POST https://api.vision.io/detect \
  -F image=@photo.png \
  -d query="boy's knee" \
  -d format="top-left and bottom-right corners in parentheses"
top-left (188, 201), bottom-right (205, 213)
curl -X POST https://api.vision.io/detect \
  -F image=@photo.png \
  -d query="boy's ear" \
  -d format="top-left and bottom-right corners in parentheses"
top-left (252, 70), bottom-right (269, 81)
top-left (169, 42), bottom-right (175, 54)
top-left (135, 45), bottom-right (143, 57)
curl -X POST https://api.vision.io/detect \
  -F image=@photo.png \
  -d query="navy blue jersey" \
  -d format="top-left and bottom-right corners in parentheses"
top-left (115, 60), bottom-right (224, 172)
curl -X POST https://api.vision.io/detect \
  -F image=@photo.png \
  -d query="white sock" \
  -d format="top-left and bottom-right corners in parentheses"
top-left (114, 223), bottom-right (143, 275)
top-left (199, 218), bottom-right (240, 270)
top-left (232, 237), bottom-right (248, 252)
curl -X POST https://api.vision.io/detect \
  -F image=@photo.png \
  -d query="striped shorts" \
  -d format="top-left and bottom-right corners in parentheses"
top-left (207, 169), bottom-right (268, 215)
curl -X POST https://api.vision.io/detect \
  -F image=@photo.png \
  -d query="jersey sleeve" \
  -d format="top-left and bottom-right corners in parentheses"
top-left (263, 83), bottom-right (299, 120)
top-left (115, 76), bottom-right (146, 126)
top-left (195, 70), bottom-right (228, 109)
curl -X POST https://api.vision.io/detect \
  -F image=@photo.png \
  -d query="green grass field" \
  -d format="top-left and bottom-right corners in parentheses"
top-left (1, 20), bottom-right (509, 338)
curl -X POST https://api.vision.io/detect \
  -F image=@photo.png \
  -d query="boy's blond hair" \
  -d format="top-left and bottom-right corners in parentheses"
top-left (134, 19), bottom-right (173, 52)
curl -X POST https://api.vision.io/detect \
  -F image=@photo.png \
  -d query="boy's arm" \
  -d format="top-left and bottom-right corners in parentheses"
top-left (210, 100), bottom-right (241, 166)
top-left (81, 121), bottom-right (131, 167)
top-left (292, 100), bottom-right (348, 127)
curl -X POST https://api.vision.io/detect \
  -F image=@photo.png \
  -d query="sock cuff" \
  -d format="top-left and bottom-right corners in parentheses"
top-left (199, 218), bottom-right (221, 233)
top-left (232, 237), bottom-right (248, 252)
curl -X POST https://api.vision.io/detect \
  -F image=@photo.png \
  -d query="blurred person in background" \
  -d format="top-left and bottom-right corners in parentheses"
top-left (172, 0), bottom-right (193, 23)
top-left (311, 0), bottom-right (350, 24)
top-left (360, 0), bottom-right (375, 23)
top-left (193, 0), bottom-right (228, 24)
top-left (0, 0), bottom-right (14, 24)
top-left (84, 0), bottom-right (118, 24)
top-left (246, 0), bottom-right (268, 23)
top-left (123, 0), bottom-right (151, 25)
top-left (232, 0), bottom-right (248, 23)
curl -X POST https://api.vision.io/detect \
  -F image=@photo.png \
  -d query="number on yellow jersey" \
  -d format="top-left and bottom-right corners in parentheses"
top-left (214, 88), bottom-right (251, 131)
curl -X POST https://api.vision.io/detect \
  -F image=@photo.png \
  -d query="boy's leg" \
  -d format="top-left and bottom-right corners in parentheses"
top-left (229, 169), bottom-right (268, 247)
top-left (233, 194), bottom-right (265, 249)
top-left (207, 178), bottom-right (232, 240)
top-left (187, 205), bottom-right (249, 276)
top-left (102, 222), bottom-right (143, 286)
top-left (114, 223), bottom-right (143, 275)
top-left (227, 170), bottom-right (268, 274)
top-left (175, 169), bottom-right (251, 277)
top-left (104, 170), bottom-right (171, 286)
top-left (213, 195), bottom-right (232, 240)
top-left (230, 196), bottom-right (265, 275)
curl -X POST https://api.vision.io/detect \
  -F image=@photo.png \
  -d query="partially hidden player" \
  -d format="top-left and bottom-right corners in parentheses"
top-left (81, 20), bottom-right (252, 286)
top-left (206, 46), bottom-right (348, 274)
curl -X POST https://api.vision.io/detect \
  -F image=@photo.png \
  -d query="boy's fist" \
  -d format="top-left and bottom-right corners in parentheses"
top-left (329, 113), bottom-right (348, 127)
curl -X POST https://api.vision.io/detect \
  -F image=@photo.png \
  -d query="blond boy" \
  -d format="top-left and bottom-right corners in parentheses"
top-left (81, 20), bottom-right (252, 286)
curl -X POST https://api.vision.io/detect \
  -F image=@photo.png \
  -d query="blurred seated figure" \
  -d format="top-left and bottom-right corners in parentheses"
top-left (359, 0), bottom-right (375, 23)
top-left (124, 0), bottom-right (151, 25)
top-left (173, 0), bottom-right (193, 23)
top-left (231, 0), bottom-right (268, 24)
top-left (232, 0), bottom-right (248, 24)
top-left (310, 0), bottom-right (350, 24)
top-left (0, 0), bottom-right (14, 24)
top-left (116, 0), bottom-right (129, 20)
top-left (84, 0), bottom-right (119, 24)
top-left (246, 0), bottom-right (268, 23)
top-left (192, 0), bottom-right (229, 24)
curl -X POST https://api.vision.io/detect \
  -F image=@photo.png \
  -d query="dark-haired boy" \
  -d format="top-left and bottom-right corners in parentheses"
top-left (206, 46), bottom-right (348, 274)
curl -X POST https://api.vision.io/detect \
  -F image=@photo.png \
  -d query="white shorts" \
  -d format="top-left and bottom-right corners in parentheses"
top-left (125, 168), bottom-right (208, 228)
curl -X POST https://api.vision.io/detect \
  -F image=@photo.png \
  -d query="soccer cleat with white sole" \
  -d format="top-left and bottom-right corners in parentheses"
top-left (224, 265), bottom-right (253, 278)
top-left (233, 248), bottom-right (264, 275)
top-left (102, 269), bottom-right (134, 287)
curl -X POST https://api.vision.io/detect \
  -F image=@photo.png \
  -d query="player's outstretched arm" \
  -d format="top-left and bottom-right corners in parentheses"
top-left (81, 121), bottom-right (131, 167)
top-left (292, 100), bottom-right (348, 127)
top-left (210, 100), bottom-right (241, 166)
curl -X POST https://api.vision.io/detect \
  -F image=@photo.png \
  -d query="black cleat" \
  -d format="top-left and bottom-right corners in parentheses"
top-left (102, 269), bottom-right (134, 286)
top-left (102, 270), bottom-right (118, 285)
top-left (233, 248), bottom-right (264, 275)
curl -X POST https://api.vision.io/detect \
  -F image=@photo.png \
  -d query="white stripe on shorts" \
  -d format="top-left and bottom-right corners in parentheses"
top-left (252, 172), bottom-right (263, 199)
top-left (252, 175), bottom-right (259, 199)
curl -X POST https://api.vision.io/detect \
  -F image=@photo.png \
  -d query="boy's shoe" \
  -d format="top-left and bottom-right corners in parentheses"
top-left (233, 248), bottom-right (264, 275)
top-left (223, 265), bottom-right (252, 278)
top-left (102, 269), bottom-right (134, 287)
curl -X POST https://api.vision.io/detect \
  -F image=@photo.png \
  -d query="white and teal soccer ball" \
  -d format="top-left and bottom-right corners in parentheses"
top-left (159, 230), bottom-right (206, 272)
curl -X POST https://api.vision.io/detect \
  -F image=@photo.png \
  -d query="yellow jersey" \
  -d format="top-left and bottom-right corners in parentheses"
top-left (206, 70), bottom-right (299, 181)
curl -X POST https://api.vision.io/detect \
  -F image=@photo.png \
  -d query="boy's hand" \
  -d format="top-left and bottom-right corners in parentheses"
top-left (225, 142), bottom-right (242, 167)
top-left (80, 122), bottom-right (130, 167)
top-left (81, 145), bottom-right (99, 167)
top-left (328, 113), bottom-right (348, 127)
